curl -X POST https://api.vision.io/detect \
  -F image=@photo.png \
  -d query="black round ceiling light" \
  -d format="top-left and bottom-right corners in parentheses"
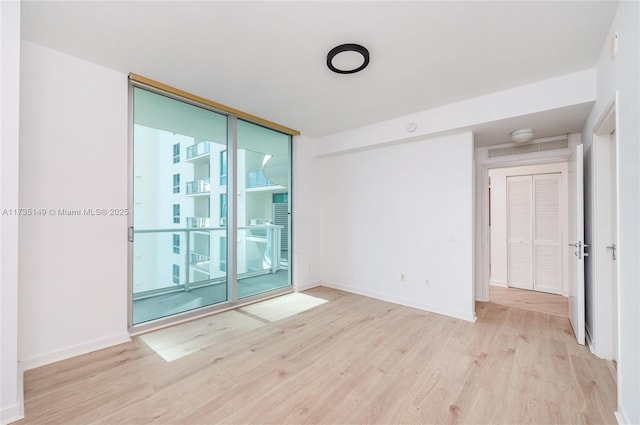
top-left (327, 43), bottom-right (370, 74)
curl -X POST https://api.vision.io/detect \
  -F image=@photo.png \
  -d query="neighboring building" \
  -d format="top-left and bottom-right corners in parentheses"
top-left (132, 113), bottom-right (290, 320)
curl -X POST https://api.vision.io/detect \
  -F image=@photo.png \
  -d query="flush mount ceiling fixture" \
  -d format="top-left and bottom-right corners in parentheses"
top-left (511, 128), bottom-right (534, 143)
top-left (327, 43), bottom-right (370, 74)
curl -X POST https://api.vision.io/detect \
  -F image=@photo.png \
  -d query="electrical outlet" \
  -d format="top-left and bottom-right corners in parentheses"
top-left (400, 273), bottom-right (405, 281)
top-left (425, 279), bottom-right (429, 286)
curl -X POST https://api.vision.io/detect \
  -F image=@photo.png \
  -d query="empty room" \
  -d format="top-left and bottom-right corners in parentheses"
top-left (1, 1), bottom-right (639, 424)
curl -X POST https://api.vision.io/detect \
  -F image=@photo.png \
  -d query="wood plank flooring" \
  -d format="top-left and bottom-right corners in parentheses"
top-left (490, 285), bottom-right (569, 317)
top-left (16, 287), bottom-right (615, 425)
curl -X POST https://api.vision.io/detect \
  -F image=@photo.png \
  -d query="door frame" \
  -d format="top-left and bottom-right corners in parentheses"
top-left (475, 135), bottom-right (580, 302)
top-left (586, 95), bottom-right (618, 360)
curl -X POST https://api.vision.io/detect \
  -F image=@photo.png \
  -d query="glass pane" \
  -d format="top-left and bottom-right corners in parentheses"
top-left (132, 88), bottom-right (228, 324)
top-left (237, 120), bottom-right (291, 298)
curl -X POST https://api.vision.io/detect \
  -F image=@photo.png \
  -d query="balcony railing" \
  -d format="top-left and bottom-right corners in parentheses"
top-left (186, 178), bottom-right (210, 194)
top-left (132, 225), bottom-right (283, 299)
top-left (186, 141), bottom-right (211, 160)
top-left (189, 251), bottom-right (210, 263)
top-left (189, 251), bottom-right (210, 271)
top-left (187, 217), bottom-right (211, 228)
top-left (247, 169), bottom-right (275, 188)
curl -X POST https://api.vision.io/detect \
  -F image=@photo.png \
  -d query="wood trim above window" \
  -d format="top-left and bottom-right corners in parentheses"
top-left (129, 73), bottom-right (300, 136)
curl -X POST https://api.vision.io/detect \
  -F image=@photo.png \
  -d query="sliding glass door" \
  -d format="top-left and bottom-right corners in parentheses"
top-left (237, 120), bottom-right (291, 299)
top-left (130, 88), bottom-right (292, 326)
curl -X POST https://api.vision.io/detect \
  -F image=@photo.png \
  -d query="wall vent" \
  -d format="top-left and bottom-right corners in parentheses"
top-left (488, 139), bottom-right (569, 158)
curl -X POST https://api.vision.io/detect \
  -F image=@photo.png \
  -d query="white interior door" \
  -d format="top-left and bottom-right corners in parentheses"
top-left (507, 176), bottom-right (533, 290)
top-left (610, 131), bottom-right (618, 361)
top-left (569, 144), bottom-right (585, 345)
top-left (533, 174), bottom-right (563, 295)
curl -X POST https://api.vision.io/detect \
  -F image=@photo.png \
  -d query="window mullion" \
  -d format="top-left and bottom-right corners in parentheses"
top-left (227, 116), bottom-right (238, 303)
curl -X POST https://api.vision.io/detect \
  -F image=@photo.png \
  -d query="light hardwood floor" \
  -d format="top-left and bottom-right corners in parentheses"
top-left (17, 287), bottom-right (615, 424)
top-left (490, 285), bottom-right (569, 317)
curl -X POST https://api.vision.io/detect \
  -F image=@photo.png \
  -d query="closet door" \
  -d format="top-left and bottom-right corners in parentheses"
top-left (507, 176), bottom-right (533, 290)
top-left (533, 174), bottom-right (562, 294)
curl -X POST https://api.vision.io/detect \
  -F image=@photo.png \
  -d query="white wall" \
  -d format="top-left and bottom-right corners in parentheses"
top-left (292, 135), bottom-right (322, 291)
top-left (1, 1), bottom-right (23, 423)
top-left (489, 167), bottom-right (507, 288)
top-left (18, 41), bottom-right (130, 370)
top-left (314, 70), bottom-right (595, 156)
top-left (317, 132), bottom-right (475, 322)
top-left (581, 2), bottom-right (640, 423)
top-left (489, 162), bottom-right (568, 295)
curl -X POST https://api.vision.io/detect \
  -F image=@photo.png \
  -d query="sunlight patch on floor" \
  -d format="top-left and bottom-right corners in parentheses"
top-left (139, 293), bottom-right (328, 362)
top-left (239, 292), bottom-right (328, 323)
top-left (139, 309), bottom-right (264, 362)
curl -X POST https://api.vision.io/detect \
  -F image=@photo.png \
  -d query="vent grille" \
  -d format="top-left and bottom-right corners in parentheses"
top-left (488, 139), bottom-right (569, 158)
top-left (273, 203), bottom-right (289, 252)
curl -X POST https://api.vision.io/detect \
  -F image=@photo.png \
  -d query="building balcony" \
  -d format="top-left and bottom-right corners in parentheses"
top-left (189, 251), bottom-right (210, 271)
top-left (186, 217), bottom-right (211, 228)
top-left (247, 169), bottom-right (276, 188)
top-left (186, 141), bottom-right (211, 161)
top-left (186, 178), bottom-right (211, 195)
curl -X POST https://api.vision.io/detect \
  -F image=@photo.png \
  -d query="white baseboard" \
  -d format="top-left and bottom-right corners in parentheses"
top-left (614, 410), bottom-right (628, 425)
top-left (320, 281), bottom-right (476, 323)
top-left (1, 405), bottom-right (24, 425)
top-left (20, 332), bottom-right (131, 371)
top-left (294, 280), bottom-right (322, 292)
top-left (490, 280), bottom-right (508, 287)
top-left (1, 362), bottom-right (24, 425)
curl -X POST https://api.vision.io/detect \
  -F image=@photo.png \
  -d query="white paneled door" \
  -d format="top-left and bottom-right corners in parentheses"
top-left (507, 176), bottom-right (533, 290)
top-left (533, 174), bottom-right (562, 295)
top-left (507, 173), bottom-right (563, 295)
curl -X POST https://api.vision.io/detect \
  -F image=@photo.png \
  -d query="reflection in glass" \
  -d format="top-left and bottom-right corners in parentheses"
top-left (237, 120), bottom-right (291, 299)
top-left (131, 90), bottom-right (293, 325)
top-left (132, 88), bottom-right (228, 324)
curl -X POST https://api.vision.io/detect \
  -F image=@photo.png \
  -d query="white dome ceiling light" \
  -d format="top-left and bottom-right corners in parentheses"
top-left (511, 128), bottom-right (534, 143)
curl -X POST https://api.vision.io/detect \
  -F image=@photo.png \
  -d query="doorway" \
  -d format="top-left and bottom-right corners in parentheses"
top-left (477, 135), bottom-right (588, 345)
top-left (488, 163), bottom-right (569, 315)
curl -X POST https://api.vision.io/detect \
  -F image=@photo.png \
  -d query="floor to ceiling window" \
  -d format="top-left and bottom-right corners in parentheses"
top-left (237, 119), bottom-right (291, 299)
top-left (130, 79), bottom-right (294, 327)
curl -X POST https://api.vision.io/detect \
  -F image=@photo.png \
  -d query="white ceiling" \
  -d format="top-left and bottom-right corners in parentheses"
top-left (21, 1), bottom-right (618, 143)
top-left (471, 102), bottom-right (595, 148)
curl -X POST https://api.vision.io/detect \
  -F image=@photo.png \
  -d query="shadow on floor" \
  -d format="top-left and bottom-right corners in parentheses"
top-left (133, 269), bottom-right (290, 324)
